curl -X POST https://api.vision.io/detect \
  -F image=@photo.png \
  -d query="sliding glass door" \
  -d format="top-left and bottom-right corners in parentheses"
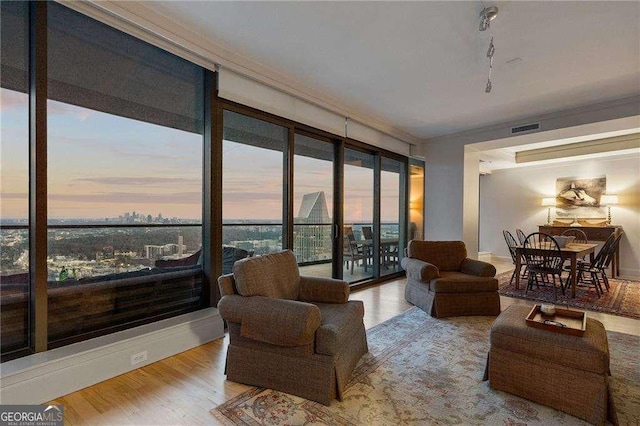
top-left (222, 110), bottom-right (287, 271)
top-left (293, 133), bottom-right (335, 278)
top-left (343, 148), bottom-right (375, 283)
top-left (380, 157), bottom-right (403, 277)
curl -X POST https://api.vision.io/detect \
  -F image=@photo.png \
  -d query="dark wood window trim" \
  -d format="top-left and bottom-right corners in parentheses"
top-left (30, 0), bottom-right (48, 354)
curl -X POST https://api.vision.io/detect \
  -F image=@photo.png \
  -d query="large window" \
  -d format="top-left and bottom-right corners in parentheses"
top-left (222, 110), bottom-right (287, 267)
top-left (45, 3), bottom-right (205, 347)
top-left (0, 1), bottom-right (30, 359)
top-left (0, 2), bottom-right (418, 362)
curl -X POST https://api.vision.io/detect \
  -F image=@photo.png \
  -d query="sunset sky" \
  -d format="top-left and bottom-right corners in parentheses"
top-left (1, 88), bottom-right (400, 223)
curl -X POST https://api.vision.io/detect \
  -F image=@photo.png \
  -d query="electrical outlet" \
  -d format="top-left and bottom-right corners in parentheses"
top-left (131, 351), bottom-right (148, 365)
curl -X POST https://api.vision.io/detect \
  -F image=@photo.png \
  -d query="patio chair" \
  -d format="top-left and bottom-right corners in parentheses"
top-left (362, 226), bottom-right (373, 240)
top-left (343, 234), bottom-right (366, 275)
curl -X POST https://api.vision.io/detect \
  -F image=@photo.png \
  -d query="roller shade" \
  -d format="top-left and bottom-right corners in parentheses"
top-left (294, 134), bottom-right (334, 162)
top-left (220, 68), bottom-right (412, 156)
top-left (223, 110), bottom-right (287, 152)
top-left (0, 2), bottom-right (29, 94)
top-left (47, 2), bottom-right (204, 134)
top-left (219, 68), bottom-right (344, 137)
top-left (347, 120), bottom-right (411, 157)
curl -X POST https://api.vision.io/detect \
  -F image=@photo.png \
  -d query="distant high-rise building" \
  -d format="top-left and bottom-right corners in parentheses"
top-left (145, 245), bottom-right (165, 260)
top-left (294, 191), bottom-right (332, 263)
top-left (178, 235), bottom-right (184, 257)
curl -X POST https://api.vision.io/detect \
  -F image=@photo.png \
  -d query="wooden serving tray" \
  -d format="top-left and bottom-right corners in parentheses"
top-left (526, 304), bottom-right (587, 336)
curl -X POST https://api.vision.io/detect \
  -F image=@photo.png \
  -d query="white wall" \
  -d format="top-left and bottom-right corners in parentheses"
top-left (422, 96), bottom-right (640, 258)
top-left (480, 153), bottom-right (640, 278)
top-left (423, 141), bottom-right (465, 240)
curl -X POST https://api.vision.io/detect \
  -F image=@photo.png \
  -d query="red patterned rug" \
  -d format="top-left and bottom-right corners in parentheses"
top-left (497, 270), bottom-right (640, 319)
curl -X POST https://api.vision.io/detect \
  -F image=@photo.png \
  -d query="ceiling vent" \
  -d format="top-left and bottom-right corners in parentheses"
top-left (511, 123), bottom-right (540, 135)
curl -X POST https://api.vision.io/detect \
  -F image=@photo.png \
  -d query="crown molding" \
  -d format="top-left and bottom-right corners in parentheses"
top-left (56, 0), bottom-right (418, 145)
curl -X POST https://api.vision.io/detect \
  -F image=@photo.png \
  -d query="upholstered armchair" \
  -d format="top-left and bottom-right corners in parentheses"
top-left (401, 240), bottom-right (501, 318)
top-left (217, 250), bottom-right (368, 405)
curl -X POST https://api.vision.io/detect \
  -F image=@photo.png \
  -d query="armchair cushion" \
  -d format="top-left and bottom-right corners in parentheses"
top-left (407, 240), bottom-right (467, 272)
top-left (299, 276), bottom-right (349, 304)
top-left (233, 250), bottom-right (300, 300)
top-left (401, 258), bottom-right (440, 282)
top-left (461, 258), bottom-right (497, 277)
top-left (219, 295), bottom-right (321, 347)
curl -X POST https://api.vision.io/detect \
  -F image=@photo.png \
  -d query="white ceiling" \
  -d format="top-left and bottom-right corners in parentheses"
top-left (149, 1), bottom-right (640, 140)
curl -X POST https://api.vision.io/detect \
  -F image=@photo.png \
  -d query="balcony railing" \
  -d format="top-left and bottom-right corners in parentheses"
top-left (0, 223), bottom-right (204, 360)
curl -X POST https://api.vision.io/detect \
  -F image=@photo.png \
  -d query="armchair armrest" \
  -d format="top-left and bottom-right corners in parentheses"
top-left (460, 258), bottom-right (496, 277)
top-left (217, 273), bottom-right (237, 297)
top-left (299, 276), bottom-right (349, 304)
top-left (400, 258), bottom-right (440, 282)
top-left (218, 295), bottom-right (321, 347)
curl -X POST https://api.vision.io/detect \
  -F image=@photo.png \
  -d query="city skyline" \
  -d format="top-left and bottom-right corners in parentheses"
top-left (1, 88), bottom-right (402, 222)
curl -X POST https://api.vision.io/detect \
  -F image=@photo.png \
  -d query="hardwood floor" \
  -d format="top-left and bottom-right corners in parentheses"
top-left (50, 267), bottom-right (639, 425)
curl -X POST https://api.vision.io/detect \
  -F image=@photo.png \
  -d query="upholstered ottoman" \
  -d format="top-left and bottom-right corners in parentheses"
top-left (485, 305), bottom-right (616, 425)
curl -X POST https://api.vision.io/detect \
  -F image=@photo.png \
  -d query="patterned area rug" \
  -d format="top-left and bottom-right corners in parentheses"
top-left (497, 270), bottom-right (640, 319)
top-left (211, 307), bottom-right (640, 425)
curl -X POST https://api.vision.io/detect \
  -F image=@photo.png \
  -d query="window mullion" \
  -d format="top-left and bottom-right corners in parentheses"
top-left (29, 0), bottom-right (48, 353)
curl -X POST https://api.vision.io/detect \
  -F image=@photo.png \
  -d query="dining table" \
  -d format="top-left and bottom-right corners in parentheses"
top-left (514, 242), bottom-right (599, 298)
top-left (360, 238), bottom-right (400, 270)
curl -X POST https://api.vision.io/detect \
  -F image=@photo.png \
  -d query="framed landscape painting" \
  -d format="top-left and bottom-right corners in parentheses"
top-left (555, 176), bottom-right (606, 218)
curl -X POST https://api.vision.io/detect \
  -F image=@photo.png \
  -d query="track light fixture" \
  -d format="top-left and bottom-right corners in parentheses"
top-left (486, 37), bottom-right (495, 58)
top-left (479, 6), bottom-right (498, 31)
top-left (479, 5), bottom-right (498, 93)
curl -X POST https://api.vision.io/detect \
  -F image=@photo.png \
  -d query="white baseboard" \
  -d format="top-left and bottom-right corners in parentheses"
top-left (619, 268), bottom-right (640, 280)
top-left (0, 308), bottom-right (224, 405)
top-left (490, 254), bottom-right (512, 264)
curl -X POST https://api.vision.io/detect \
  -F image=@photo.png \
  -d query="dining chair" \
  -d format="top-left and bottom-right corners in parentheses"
top-left (575, 232), bottom-right (623, 295)
top-left (560, 228), bottom-right (589, 274)
top-left (522, 232), bottom-right (565, 301)
top-left (503, 230), bottom-right (525, 286)
top-left (516, 229), bottom-right (527, 245)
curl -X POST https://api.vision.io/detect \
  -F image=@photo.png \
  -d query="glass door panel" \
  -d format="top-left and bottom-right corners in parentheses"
top-left (0, 1), bottom-right (30, 360)
top-left (343, 148), bottom-right (374, 283)
top-left (381, 157), bottom-right (403, 276)
top-left (409, 162), bottom-right (425, 241)
top-left (222, 110), bottom-right (287, 269)
top-left (293, 134), bottom-right (334, 278)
